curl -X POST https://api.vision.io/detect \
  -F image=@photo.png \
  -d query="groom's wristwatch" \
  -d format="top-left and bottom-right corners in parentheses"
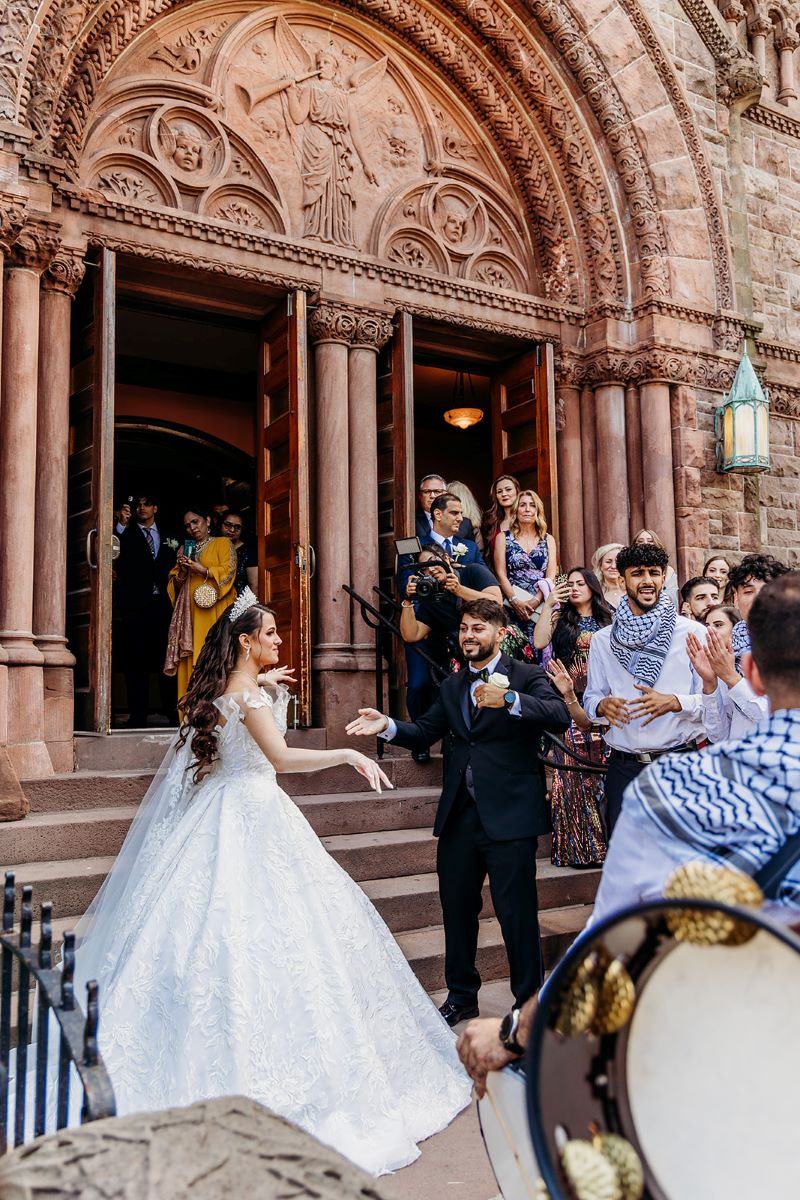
top-left (503, 689), bottom-right (517, 708)
top-left (499, 1007), bottom-right (525, 1057)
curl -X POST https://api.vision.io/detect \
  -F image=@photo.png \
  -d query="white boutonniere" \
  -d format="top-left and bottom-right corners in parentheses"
top-left (450, 542), bottom-right (468, 559)
top-left (488, 671), bottom-right (510, 688)
top-left (165, 538), bottom-right (180, 551)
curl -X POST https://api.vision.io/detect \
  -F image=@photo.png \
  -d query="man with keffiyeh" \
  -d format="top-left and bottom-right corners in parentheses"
top-left (583, 542), bottom-right (706, 835)
top-left (457, 573), bottom-right (800, 1093)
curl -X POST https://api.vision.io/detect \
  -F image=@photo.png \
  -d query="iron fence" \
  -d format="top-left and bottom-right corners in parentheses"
top-left (0, 871), bottom-right (116, 1153)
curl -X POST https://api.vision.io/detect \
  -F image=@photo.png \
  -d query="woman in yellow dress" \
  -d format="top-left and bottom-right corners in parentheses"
top-left (165, 507), bottom-right (237, 701)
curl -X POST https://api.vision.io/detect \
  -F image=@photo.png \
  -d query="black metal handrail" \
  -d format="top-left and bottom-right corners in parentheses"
top-left (345, 582), bottom-right (608, 775)
top-left (0, 872), bottom-right (116, 1153)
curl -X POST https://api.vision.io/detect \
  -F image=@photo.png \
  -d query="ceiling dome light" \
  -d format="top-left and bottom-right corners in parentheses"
top-left (444, 407), bottom-right (484, 430)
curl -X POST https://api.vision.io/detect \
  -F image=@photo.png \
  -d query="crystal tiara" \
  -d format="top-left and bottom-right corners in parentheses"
top-left (228, 587), bottom-right (259, 623)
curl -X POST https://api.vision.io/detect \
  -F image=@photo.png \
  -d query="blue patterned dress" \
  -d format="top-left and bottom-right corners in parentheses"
top-left (504, 532), bottom-right (548, 650)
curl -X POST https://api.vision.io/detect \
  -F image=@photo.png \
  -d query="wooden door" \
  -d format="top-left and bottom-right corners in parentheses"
top-left (257, 291), bottom-right (312, 725)
top-left (66, 247), bottom-right (116, 732)
top-left (490, 344), bottom-right (557, 536)
top-left (376, 311), bottom-right (414, 596)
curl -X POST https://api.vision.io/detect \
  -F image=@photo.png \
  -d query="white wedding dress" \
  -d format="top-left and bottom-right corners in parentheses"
top-left (72, 686), bottom-right (471, 1174)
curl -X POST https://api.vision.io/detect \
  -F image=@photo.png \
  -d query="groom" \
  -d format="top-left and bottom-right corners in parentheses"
top-left (346, 598), bottom-right (570, 1025)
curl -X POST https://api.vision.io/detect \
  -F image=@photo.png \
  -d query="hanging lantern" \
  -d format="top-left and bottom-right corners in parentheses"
top-left (444, 407), bottom-right (484, 430)
top-left (714, 343), bottom-right (770, 473)
top-left (444, 370), bottom-right (484, 430)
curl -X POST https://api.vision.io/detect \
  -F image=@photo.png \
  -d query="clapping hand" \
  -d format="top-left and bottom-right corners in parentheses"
top-left (686, 631), bottom-right (717, 689)
top-left (345, 708), bottom-right (390, 737)
top-left (258, 666), bottom-right (297, 688)
top-left (597, 696), bottom-right (631, 728)
top-left (705, 626), bottom-right (739, 687)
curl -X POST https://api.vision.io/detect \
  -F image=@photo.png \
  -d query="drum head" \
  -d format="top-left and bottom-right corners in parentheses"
top-left (526, 900), bottom-right (800, 1200)
top-left (478, 1064), bottom-right (540, 1200)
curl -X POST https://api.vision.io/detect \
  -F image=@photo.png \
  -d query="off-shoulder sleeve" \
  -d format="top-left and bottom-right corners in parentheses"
top-left (214, 688), bottom-right (274, 722)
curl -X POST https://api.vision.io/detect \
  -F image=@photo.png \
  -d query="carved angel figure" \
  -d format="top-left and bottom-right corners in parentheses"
top-left (159, 121), bottom-right (220, 173)
top-left (267, 17), bottom-right (387, 247)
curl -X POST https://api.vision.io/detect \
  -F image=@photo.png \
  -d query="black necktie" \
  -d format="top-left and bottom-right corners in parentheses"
top-left (142, 526), bottom-right (156, 558)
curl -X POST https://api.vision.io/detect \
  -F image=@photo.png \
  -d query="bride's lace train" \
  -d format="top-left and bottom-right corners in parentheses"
top-left (72, 689), bottom-right (471, 1174)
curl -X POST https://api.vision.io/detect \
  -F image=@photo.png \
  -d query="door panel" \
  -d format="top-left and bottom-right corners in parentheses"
top-left (257, 291), bottom-right (311, 725)
top-left (376, 311), bottom-right (414, 595)
top-left (490, 345), bottom-right (552, 523)
top-left (66, 248), bottom-right (115, 732)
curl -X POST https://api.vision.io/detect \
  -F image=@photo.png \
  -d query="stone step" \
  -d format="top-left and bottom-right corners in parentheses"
top-left (396, 906), bottom-right (592, 993)
top-left (5, 853), bottom-right (595, 934)
top-left (72, 727), bottom-right (328, 772)
top-left (361, 863), bottom-right (600, 932)
top-left (21, 756), bottom-right (444, 810)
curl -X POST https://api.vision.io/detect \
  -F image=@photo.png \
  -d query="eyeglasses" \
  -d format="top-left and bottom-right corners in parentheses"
top-left (223, 524), bottom-right (242, 533)
top-left (420, 488), bottom-right (445, 496)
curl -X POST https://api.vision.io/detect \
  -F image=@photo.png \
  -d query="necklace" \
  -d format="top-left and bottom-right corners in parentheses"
top-left (229, 668), bottom-right (260, 687)
top-left (195, 536), bottom-right (212, 556)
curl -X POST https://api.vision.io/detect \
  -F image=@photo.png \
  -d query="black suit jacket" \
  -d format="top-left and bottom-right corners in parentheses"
top-left (415, 510), bottom-right (475, 543)
top-left (116, 524), bottom-right (176, 612)
top-left (389, 654), bottom-right (570, 841)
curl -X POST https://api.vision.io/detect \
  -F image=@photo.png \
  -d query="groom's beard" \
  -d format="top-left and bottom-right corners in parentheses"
top-left (461, 639), bottom-right (499, 664)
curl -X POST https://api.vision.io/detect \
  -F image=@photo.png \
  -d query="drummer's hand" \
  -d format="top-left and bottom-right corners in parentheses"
top-left (457, 1017), bottom-right (515, 1099)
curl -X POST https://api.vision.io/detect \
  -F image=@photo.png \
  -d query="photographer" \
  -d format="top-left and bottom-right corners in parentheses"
top-left (400, 544), bottom-right (502, 658)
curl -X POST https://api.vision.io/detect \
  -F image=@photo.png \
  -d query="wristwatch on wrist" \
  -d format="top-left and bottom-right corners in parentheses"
top-left (499, 1007), bottom-right (525, 1057)
top-left (503, 689), bottom-right (516, 708)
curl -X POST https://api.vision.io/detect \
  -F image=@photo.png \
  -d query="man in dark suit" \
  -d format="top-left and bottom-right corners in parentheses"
top-left (421, 492), bottom-right (482, 564)
top-left (347, 598), bottom-right (570, 1024)
top-left (415, 474), bottom-right (475, 543)
top-left (115, 494), bottom-right (177, 727)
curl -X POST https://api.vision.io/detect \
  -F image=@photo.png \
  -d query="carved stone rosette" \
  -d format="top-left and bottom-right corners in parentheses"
top-left (6, 221), bottom-right (62, 274)
top-left (41, 247), bottom-right (87, 296)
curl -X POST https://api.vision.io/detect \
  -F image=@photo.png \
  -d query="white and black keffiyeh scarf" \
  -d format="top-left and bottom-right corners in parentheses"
top-left (732, 619), bottom-right (751, 671)
top-left (628, 710), bottom-right (800, 908)
top-left (609, 593), bottom-right (677, 688)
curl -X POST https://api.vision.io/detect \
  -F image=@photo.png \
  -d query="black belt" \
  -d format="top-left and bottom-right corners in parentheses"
top-left (609, 742), bottom-right (701, 766)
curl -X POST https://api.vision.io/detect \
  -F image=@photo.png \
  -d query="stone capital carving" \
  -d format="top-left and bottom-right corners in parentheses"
top-left (717, 53), bottom-right (764, 110)
top-left (6, 220), bottom-right (61, 274)
top-left (0, 195), bottom-right (28, 256)
top-left (747, 15), bottom-right (773, 38)
top-left (554, 352), bottom-right (583, 389)
top-left (308, 304), bottom-right (359, 347)
top-left (720, 2), bottom-right (746, 21)
top-left (42, 246), bottom-right (86, 296)
top-left (351, 313), bottom-right (394, 351)
top-left (775, 30), bottom-right (800, 53)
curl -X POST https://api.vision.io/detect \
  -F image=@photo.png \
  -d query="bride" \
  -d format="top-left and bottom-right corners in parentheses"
top-left (72, 589), bottom-right (471, 1174)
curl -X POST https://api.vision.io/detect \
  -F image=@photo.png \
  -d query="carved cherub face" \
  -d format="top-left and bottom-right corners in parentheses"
top-left (442, 211), bottom-right (467, 244)
top-left (172, 131), bottom-right (204, 172)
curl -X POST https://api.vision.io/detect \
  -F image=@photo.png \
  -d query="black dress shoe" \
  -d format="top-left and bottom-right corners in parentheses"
top-left (412, 750), bottom-right (431, 764)
top-left (439, 999), bottom-right (479, 1026)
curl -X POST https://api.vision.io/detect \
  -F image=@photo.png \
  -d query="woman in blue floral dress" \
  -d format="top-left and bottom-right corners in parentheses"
top-left (493, 489), bottom-right (557, 651)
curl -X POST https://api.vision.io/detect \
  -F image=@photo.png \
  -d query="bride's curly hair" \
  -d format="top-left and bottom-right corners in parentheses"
top-left (178, 603), bottom-right (275, 779)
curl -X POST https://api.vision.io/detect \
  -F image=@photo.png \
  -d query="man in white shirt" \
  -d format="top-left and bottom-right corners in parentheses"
top-left (583, 542), bottom-right (705, 835)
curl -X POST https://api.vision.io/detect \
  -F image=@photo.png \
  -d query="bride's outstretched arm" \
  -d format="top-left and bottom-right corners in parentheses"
top-left (243, 702), bottom-right (392, 792)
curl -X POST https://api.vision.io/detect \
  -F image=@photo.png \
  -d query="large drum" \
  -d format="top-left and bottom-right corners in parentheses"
top-left (479, 898), bottom-right (800, 1200)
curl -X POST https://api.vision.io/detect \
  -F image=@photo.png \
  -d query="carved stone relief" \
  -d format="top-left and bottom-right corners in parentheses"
top-left (75, 8), bottom-right (537, 291)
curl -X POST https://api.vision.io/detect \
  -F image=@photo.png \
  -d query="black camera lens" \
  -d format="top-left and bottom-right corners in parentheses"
top-left (415, 573), bottom-right (437, 599)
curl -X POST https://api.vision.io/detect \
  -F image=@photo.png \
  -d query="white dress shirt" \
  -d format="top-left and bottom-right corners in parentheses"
top-left (583, 616), bottom-right (706, 753)
top-left (381, 650), bottom-right (521, 740)
top-left (702, 677), bottom-right (769, 743)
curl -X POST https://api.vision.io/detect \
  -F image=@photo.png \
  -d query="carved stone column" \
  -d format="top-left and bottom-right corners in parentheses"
top-left (593, 382), bottom-right (629, 546)
top-left (348, 313), bottom-right (392, 651)
top-left (555, 359), bottom-right (584, 569)
top-left (721, 2), bottom-right (745, 39)
top-left (624, 384), bottom-right (645, 537)
top-left (748, 15), bottom-right (771, 80)
top-left (0, 220), bottom-right (60, 779)
top-left (776, 31), bottom-right (799, 104)
top-left (34, 248), bottom-right (85, 772)
top-left (640, 379), bottom-right (677, 565)
top-left (579, 384), bottom-right (599, 563)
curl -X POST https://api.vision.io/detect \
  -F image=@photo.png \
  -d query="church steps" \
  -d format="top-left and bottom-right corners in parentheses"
top-left (396, 907), bottom-right (592, 993)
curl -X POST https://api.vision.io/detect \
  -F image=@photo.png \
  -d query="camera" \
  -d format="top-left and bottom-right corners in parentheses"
top-left (415, 572), bottom-right (443, 599)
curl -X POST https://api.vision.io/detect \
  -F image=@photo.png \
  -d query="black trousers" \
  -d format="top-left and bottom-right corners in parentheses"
top-left (120, 595), bottom-right (176, 725)
top-left (436, 793), bottom-right (542, 1008)
top-left (604, 755), bottom-right (648, 836)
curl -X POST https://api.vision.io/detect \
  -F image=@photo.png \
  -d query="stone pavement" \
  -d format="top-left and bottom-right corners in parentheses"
top-left (382, 979), bottom-right (514, 1200)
